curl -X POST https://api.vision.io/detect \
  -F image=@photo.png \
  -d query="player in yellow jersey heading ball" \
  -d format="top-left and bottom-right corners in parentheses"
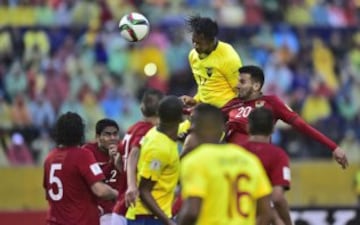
top-left (180, 16), bottom-right (243, 108)
top-left (178, 104), bottom-right (273, 225)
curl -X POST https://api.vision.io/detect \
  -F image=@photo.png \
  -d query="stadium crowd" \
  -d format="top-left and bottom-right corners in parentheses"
top-left (0, 0), bottom-right (360, 166)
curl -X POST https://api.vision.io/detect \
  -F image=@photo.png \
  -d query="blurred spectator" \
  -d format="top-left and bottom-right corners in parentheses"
top-left (0, 91), bottom-right (13, 130)
top-left (340, 130), bottom-right (360, 163)
top-left (53, 0), bottom-right (72, 26)
top-left (29, 91), bottom-right (56, 131)
top-left (71, 0), bottom-right (100, 26)
top-left (0, 28), bottom-right (13, 64)
top-left (100, 85), bottom-right (124, 123)
top-left (263, 54), bottom-right (293, 98)
top-left (10, 94), bottom-right (32, 128)
top-left (4, 61), bottom-right (28, 100)
top-left (31, 130), bottom-right (54, 165)
top-left (348, 32), bottom-right (360, 82)
top-left (311, 0), bottom-right (329, 26)
top-left (312, 38), bottom-right (339, 93)
top-left (81, 90), bottom-right (105, 140)
top-left (0, 142), bottom-right (9, 166)
top-left (58, 94), bottom-right (86, 120)
top-left (301, 80), bottom-right (332, 124)
top-left (285, 0), bottom-right (312, 25)
top-left (35, 1), bottom-right (55, 26)
top-left (7, 132), bottom-right (34, 166)
top-left (23, 27), bottom-right (50, 56)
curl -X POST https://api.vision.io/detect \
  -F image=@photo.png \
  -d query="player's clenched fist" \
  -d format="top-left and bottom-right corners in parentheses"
top-left (179, 95), bottom-right (197, 107)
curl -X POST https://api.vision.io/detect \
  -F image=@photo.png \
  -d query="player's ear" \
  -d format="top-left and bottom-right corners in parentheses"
top-left (253, 82), bottom-right (261, 92)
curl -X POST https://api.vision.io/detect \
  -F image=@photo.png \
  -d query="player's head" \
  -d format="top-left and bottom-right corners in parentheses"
top-left (248, 107), bottom-right (274, 136)
top-left (191, 103), bottom-right (225, 144)
top-left (54, 112), bottom-right (85, 147)
top-left (158, 96), bottom-right (183, 125)
top-left (187, 15), bottom-right (218, 55)
top-left (95, 119), bottom-right (120, 151)
top-left (140, 89), bottom-right (164, 118)
top-left (237, 65), bottom-right (264, 100)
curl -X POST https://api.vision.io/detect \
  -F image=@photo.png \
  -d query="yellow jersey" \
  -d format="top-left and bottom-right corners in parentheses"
top-left (126, 127), bottom-right (180, 219)
top-left (181, 143), bottom-right (272, 225)
top-left (189, 41), bottom-right (242, 108)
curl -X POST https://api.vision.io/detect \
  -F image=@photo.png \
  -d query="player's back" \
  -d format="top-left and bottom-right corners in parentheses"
top-left (126, 127), bottom-right (180, 219)
top-left (223, 95), bottom-right (297, 146)
top-left (181, 143), bottom-right (272, 225)
top-left (43, 147), bottom-right (104, 225)
top-left (242, 141), bottom-right (290, 188)
top-left (189, 41), bottom-right (242, 107)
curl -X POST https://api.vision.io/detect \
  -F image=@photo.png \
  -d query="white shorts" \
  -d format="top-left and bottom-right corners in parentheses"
top-left (110, 213), bottom-right (127, 225)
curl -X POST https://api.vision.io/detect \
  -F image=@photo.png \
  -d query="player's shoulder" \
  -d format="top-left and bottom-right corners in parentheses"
top-left (188, 49), bottom-right (198, 61)
top-left (128, 121), bottom-right (152, 133)
top-left (261, 95), bottom-right (285, 105)
top-left (82, 142), bottom-right (98, 153)
top-left (216, 41), bottom-right (239, 57)
top-left (222, 97), bottom-right (241, 111)
top-left (243, 141), bottom-right (287, 156)
top-left (142, 127), bottom-right (173, 148)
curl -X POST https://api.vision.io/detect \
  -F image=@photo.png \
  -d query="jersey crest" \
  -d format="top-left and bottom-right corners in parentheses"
top-left (205, 67), bottom-right (213, 77)
top-left (255, 100), bottom-right (265, 108)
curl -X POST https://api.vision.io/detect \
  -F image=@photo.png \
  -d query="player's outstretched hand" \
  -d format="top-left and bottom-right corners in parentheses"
top-left (125, 186), bottom-right (139, 207)
top-left (333, 147), bottom-right (348, 169)
top-left (179, 95), bottom-right (197, 107)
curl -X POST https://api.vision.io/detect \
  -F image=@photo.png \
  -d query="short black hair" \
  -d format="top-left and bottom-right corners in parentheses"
top-left (54, 112), bottom-right (85, 146)
top-left (158, 96), bottom-right (183, 123)
top-left (187, 15), bottom-right (218, 40)
top-left (248, 107), bottom-right (274, 136)
top-left (239, 65), bottom-right (265, 89)
top-left (141, 89), bottom-right (164, 117)
top-left (95, 119), bottom-right (119, 135)
top-left (191, 103), bottom-right (225, 127)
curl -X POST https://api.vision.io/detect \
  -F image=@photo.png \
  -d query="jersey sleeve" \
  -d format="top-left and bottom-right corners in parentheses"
top-left (181, 156), bottom-right (207, 199)
top-left (269, 150), bottom-right (290, 189)
top-left (252, 157), bottom-right (272, 200)
top-left (77, 149), bottom-right (105, 186)
top-left (270, 96), bottom-right (337, 151)
top-left (270, 96), bottom-right (298, 123)
top-left (138, 147), bottom-right (167, 181)
top-left (220, 47), bottom-right (242, 90)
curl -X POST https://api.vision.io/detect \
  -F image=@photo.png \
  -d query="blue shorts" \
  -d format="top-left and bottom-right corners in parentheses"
top-left (127, 218), bottom-right (164, 225)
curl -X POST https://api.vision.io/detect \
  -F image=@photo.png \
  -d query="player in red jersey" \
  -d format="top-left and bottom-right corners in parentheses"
top-left (222, 65), bottom-right (348, 169)
top-left (83, 119), bottom-right (122, 225)
top-left (242, 107), bottom-right (292, 225)
top-left (43, 112), bottom-right (118, 225)
top-left (112, 89), bottom-right (164, 224)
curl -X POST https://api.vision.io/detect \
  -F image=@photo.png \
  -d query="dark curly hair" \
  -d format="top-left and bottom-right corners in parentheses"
top-left (54, 112), bottom-right (85, 146)
top-left (186, 15), bottom-right (218, 41)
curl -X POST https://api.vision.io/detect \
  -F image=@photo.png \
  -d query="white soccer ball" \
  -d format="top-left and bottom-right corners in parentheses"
top-left (119, 12), bottom-right (150, 42)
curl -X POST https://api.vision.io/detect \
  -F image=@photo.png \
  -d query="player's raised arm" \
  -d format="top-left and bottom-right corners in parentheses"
top-left (125, 146), bottom-right (140, 207)
top-left (271, 95), bottom-right (348, 169)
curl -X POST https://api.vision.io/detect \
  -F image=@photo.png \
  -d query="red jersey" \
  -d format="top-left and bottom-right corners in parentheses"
top-left (82, 143), bottom-right (121, 214)
top-left (113, 121), bottom-right (153, 215)
top-left (222, 95), bottom-right (337, 150)
top-left (242, 141), bottom-right (290, 189)
top-left (43, 146), bottom-right (105, 225)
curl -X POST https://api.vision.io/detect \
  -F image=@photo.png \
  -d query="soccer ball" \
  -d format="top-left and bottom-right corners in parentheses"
top-left (119, 12), bottom-right (150, 42)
